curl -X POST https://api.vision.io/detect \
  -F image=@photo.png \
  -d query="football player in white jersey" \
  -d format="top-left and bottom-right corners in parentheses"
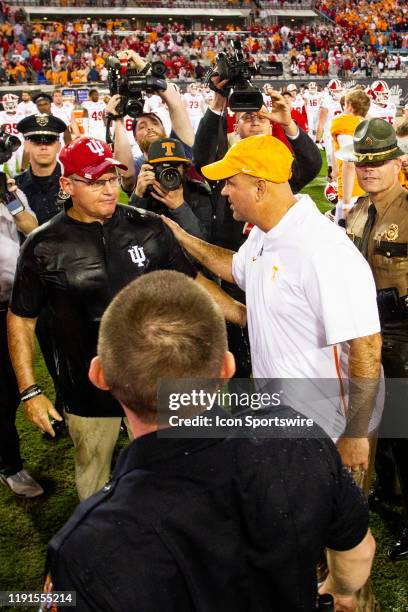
top-left (82, 88), bottom-right (106, 140)
top-left (316, 79), bottom-right (344, 179)
top-left (367, 80), bottom-right (397, 125)
top-left (262, 83), bottom-right (274, 114)
top-left (182, 83), bottom-right (206, 133)
top-left (17, 91), bottom-right (37, 118)
top-left (0, 94), bottom-right (25, 176)
top-left (303, 82), bottom-right (322, 140)
top-left (143, 93), bottom-right (171, 136)
top-left (51, 90), bottom-right (80, 140)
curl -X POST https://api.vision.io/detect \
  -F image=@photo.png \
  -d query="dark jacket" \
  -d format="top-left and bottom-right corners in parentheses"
top-left (130, 168), bottom-right (214, 242)
top-left (45, 418), bottom-right (368, 612)
top-left (10, 204), bottom-right (196, 417)
top-left (15, 164), bottom-right (62, 226)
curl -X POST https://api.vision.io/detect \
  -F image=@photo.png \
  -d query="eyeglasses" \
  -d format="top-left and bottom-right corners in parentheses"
top-left (69, 176), bottom-right (120, 191)
top-left (239, 113), bottom-right (269, 123)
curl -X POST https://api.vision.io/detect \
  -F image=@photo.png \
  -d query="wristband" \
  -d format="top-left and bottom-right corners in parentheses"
top-left (20, 384), bottom-right (42, 402)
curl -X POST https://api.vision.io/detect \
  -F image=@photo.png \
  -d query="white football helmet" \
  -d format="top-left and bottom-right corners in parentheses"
top-left (308, 81), bottom-right (318, 93)
top-left (324, 182), bottom-right (339, 205)
top-left (2, 93), bottom-right (18, 113)
top-left (370, 80), bottom-right (390, 105)
top-left (327, 79), bottom-right (343, 101)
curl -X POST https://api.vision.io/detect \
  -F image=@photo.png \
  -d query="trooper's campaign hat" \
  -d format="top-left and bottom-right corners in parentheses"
top-left (336, 118), bottom-right (404, 164)
top-left (17, 113), bottom-right (66, 142)
top-left (148, 138), bottom-right (191, 165)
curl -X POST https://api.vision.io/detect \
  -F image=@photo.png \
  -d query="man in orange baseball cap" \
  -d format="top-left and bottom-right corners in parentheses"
top-left (162, 133), bottom-right (382, 499)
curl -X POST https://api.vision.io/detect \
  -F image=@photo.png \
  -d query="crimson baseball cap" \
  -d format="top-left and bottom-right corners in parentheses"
top-left (59, 137), bottom-right (128, 180)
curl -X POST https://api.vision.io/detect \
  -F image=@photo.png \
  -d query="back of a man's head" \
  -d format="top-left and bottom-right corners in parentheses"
top-left (98, 271), bottom-right (227, 422)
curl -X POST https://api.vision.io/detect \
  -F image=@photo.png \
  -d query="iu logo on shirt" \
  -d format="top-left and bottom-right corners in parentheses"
top-left (128, 245), bottom-right (146, 267)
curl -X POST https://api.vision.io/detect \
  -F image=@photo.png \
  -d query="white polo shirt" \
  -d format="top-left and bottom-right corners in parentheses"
top-left (232, 194), bottom-right (381, 436)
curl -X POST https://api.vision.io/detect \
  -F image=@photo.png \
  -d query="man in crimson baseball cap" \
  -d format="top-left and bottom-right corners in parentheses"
top-left (59, 137), bottom-right (127, 180)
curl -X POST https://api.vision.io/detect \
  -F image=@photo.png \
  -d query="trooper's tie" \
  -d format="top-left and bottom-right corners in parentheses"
top-left (360, 203), bottom-right (377, 259)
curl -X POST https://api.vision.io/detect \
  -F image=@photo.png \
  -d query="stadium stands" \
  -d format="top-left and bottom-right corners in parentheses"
top-left (0, 0), bottom-right (406, 86)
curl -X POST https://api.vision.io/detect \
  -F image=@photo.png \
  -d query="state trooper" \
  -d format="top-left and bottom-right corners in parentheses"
top-left (342, 118), bottom-right (408, 562)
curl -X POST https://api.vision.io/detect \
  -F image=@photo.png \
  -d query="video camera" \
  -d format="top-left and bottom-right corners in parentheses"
top-left (107, 56), bottom-right (168, 119)
top-left (0, 126), bottom-right (20, 165)
top-left (205, 40), bottom-right (281, 113)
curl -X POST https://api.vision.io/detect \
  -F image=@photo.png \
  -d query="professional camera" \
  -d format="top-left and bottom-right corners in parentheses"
top-left (205, 40), bottom-right (262, 112)
top-left (107, 56), bottom-right (167, 118)
top-left (150, 163), bottom-right (182, 191)
top-left (0, 126), bottom-right (20, 165)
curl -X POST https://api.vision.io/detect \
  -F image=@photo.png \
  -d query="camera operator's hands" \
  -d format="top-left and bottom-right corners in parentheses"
top-left (158, 81), bottom-right (182, 105)
top-left (151, 180), bottom-right (184, 210)
top-left (209, 75), bottom-right (230, 113)
top-left (260, 87), bottom-right (298, 135)
top-left (117, 49), bottom-right (146, 71)
top-left (134, 163), bottom-right (156, 198)
top-left (105, 93), bottom-right (123, 118)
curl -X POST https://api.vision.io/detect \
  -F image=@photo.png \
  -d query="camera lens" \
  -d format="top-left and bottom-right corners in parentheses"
top-left (151, 61), bottom-right (167, 78)
top-left (125, 98), bottom-right (144, 118)
top-left (158, 167), bottom-right (182, 191)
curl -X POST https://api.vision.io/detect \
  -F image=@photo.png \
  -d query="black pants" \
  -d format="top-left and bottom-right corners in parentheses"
top-left (376, 332), bottom-right (408, 516)
top-left (0, 307), bottom-right (22, 476)
top-left (222, 281), bottom-right (252, 379)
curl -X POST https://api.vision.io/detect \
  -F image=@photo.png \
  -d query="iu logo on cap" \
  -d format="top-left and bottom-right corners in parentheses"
top-left (86, 139), bottom-right (105, 156)
top-left (128, 245), bottom-right (146, 267)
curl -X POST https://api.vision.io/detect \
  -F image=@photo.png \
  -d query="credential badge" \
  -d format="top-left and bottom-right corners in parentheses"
top-left (36, 114), bottom-right (49, 127)
top-left (385, 224), bottom-right (399, 241)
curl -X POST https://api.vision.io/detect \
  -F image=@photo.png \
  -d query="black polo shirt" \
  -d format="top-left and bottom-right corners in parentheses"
top-left (45, 431), bottom-right (368, 611)
top-left (10, 205), bottom-right (196, 417)
top-left (15, 164), bottom-right (62, 225)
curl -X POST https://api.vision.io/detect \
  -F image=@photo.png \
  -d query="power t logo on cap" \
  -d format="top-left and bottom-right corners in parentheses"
top-left (161, 141), bottom-right (177, 157)
top-left (148, 138), bottom-right (191, 165)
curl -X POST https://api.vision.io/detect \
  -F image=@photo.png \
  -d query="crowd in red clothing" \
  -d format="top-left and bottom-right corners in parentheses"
top-left (0, 0), bottom-right (406, 85)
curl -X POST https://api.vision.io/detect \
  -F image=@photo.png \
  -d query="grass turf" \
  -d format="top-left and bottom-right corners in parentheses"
top-left (1, 157), bottom-right (407, 611)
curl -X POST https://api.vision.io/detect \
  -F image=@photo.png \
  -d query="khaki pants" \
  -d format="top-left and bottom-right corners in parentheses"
top-left (64, 412), bottom-right (133, 501)
top-left (318, 435), bottom-right (380, 612)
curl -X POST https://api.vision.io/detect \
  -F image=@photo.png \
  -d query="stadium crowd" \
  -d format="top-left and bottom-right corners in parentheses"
top-left (0, 0), bottom-right (406, 84)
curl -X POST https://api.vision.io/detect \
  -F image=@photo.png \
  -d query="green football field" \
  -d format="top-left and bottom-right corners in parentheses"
top-left (1, 157), bottom-right (407, 611)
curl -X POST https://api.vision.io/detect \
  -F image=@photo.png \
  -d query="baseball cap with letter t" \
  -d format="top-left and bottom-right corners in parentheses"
top-left (58, 137), bottom-right (128, 180)
top-left (147, 138), bottom-right (191, 165)
top-left (201, 134), bottom-right (294, 183)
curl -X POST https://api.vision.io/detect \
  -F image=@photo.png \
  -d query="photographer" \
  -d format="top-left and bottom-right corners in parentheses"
top-left (130, 138), bottom-right (213, 240)
top-left (106, 50), bottom-right (194, 193)
top-left (0, 177), bottom-right (41, 497)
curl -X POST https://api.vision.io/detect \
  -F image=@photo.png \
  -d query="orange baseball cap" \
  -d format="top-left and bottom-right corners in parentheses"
top-left (201, 135), bottom-right (293, 183)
